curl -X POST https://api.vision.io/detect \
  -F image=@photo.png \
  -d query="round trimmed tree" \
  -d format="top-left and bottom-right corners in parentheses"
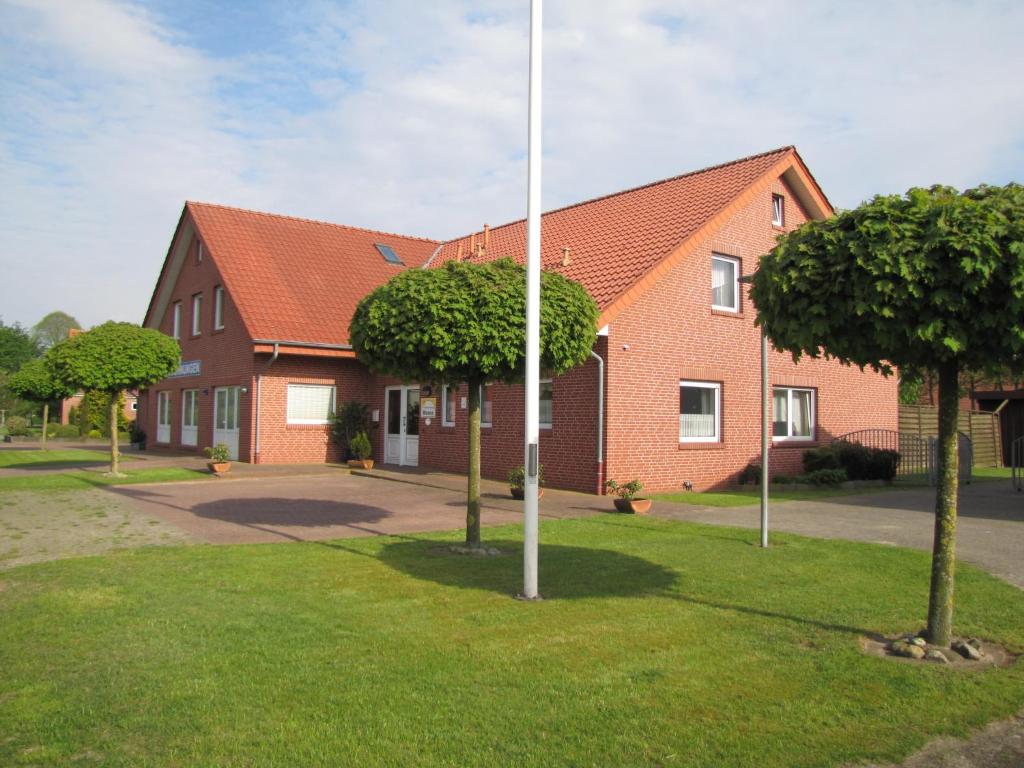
top-left (47, 322), bottom-right (180, 475)
top-left (751, 183), bottom-right (1024, 647)
top-left (7, 358), bottom-right (76, 450)
top-left (350, 258), bottom-right (599, 547)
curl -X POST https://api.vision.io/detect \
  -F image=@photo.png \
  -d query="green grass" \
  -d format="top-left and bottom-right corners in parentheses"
top-left (0, 448), bottom-right (136, 470)
top-left (1, 518), bottom-right (1022, 767)
top-left (0, 467), bottom-right (210, 492)
top-left (654, 484), bottom-right (918, 507)
top-left (973, 466), bottom-right (1013, 481)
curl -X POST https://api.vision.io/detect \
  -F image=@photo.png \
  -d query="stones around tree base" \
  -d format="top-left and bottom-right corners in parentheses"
top-left (890, 640), bottom-right (927, 659)
top-left (952, 638), bottom-right (985, 661)
top-left (925, 649), bottom-right (950, 664)
top-left (446, 545), bottom-right (502, 557)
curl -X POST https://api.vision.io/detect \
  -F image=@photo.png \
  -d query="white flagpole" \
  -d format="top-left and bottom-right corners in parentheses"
top-left (522, 0), bottom-right (543, 600)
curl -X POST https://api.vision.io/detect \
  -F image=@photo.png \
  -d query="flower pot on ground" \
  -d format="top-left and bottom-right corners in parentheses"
top-left (508, 463), bottom-right (545, 500)
top-left (605, 479), bottom-right (651, 515)
top-left (204, 443), bottom-right (232, 475)
top-left (346, 431), bottom-right (374, 470)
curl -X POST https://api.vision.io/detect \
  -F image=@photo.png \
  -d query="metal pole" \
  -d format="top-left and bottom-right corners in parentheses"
top-left (760, 328), bottom-right (769, 548)
top-left (522, 0), bottom-right (543, 600)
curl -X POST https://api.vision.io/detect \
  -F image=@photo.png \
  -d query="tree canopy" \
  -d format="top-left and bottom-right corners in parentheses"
top-left (31, 310), bottom-right (81, 349)
top-left (750, 182), bottom-right (1024, 648)
top-left (47, 322), bottom-right (180, 474)
top-left (351, 258), bottom-right (600, 384)
top-left (750, 184), bottom-right (1024, 373)
top-left (0, 320), bottom-right (40, 373)
top-left (351, 258), bottom-right (599, 547)
top-left (8, 358), bottom-right (75, 404)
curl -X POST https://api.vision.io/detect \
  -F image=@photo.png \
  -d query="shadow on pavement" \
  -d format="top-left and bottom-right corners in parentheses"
top-left (377, 538), bottom-right (678, 599)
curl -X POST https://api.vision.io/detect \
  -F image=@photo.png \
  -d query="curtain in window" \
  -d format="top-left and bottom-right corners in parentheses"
top-left (772, 389), bottom-right (788, 437)
top-left (287, 384), bottom-right (335, 424)
top-left (680, 385), bottom-right (717, 439)
top-left (791, 389), bottom-right (812, 437)
top-left (712, 259), bottom-right (735, 308)
top-left (444, 386), bottom-right (457, 424)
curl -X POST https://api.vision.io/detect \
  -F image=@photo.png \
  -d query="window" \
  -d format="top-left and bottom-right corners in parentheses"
top-left (287, 384), bottom-right (336, 425)
top-left (711, 255), bottom-right (739, 312)
top-left (539, 380), bottom-right (553, 428)
top-left (375, 243), bottom-right (403, 265)
top-left (480, 383), bottom-right (493, 426)
top-left (196, 240), bottom-right (203, 263)
top-left (772, 194), bottom-right (785, 227)
top-left (191, 294), bottom-right (202, 335)
top-left (182, 390), bottom-right (199, 428)
top-left (214, 286), bottom-right (225, 330)
top-left (442, 384), bottom-right (457, 426)
top-left (773, 387), bottom-right (814, 440)
top-left (679, 381), bottom-right (721, 442)
top-left (172, 302), bottom-right (181, 340)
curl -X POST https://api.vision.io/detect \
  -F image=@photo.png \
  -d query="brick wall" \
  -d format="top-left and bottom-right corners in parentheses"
top-left (138, 232), bottom-right (257, 459)
top-left (604, 175), bottom-right (899, 492)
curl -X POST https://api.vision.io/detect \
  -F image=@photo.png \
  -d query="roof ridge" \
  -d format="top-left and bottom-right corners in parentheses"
top-left (185, 201), bottom-right (439, 245)
top-left (444, 145), bottom-right (796, 247)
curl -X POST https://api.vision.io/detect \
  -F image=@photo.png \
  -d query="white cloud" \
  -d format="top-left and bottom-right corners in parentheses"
top-left (0, 0), bottom-right (1021, 329)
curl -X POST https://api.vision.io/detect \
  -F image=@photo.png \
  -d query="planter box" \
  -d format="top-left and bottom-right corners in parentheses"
top-left (510, 488), bottom-right (545, 500)
top-left (613, 498), bottom-right (652, 515)
top-left (208, 461), bottom-right (231, 475)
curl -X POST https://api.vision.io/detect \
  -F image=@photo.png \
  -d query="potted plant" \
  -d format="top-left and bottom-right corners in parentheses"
top-left (605, 479), bottom-right (651, 514)
top-left (129, 421), bottom-right (147, 450)
top-left (347, 431), bottom-right (374, 469)
top-left (204, 443), bottom-right (232, 475)
top-left (508, 464), bottom-right (545, 500)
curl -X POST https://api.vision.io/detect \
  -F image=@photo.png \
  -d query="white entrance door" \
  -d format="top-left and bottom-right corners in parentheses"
top-left (156, 391), bottom-right (171, 443)
top-left (384, 386), bottom-right (420, 466)
top-left (181, 389), bottom-right (199, 447)
top-left (213, 386), bottom-right (240, 460)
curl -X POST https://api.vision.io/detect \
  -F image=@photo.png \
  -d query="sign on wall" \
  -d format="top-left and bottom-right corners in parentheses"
top-left (168, 360), bottom-right (202, 378)
top-left (420, 397), bottom-right (437, 420)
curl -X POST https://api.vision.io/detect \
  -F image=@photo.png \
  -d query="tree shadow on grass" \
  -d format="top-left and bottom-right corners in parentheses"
top-left (377, 538), bottom-right (678, 599)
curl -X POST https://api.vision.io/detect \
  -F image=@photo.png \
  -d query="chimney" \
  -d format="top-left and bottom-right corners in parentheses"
top-left (561, 247), bottom-right (571, 267)
top-left (483, 223), bottom-right (490, 250)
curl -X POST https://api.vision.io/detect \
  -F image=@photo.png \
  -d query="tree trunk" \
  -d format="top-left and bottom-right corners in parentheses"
top-left (466, 377), bottom-right (482, 547)
top-left (40, 402), bottom-right (49, 451)
top-left (926, 360), bottom-right (960, 646)
top-left (108, 394), bottom-right (121, 476)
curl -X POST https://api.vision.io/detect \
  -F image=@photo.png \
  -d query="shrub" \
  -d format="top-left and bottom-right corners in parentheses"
top-left (45, 423), bottom-right (59, 438)
top-left (5, 416), bottom-right (29, 436)
top-left (87, 429), bottom-right (102, 439)
top-left (738, 463), bottom-right (762, 485)
top-left (605, 479), bottom-right (644, 500)
top-left (204, 443), bottom-right (231, 463)
top-left (56, 424), bottom-right (79, 438)
top-left (798, 468), bottom-right (848, 486)
top-left (507, 464), bottom-right (545, 489)
top-left (803, 444), bottom-right (899, 482)
top-left (772, 474), bottom-right (795, 485)
top-left (802, 447), bottom-right (841, 473)
top-left (348, 431), bottom-right (372, 461)
top-left (331, 402), bottom-right (371, 459)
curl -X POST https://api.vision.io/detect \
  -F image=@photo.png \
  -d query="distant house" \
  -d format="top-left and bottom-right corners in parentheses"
top-left (139, 147), bottom-right (898, 492)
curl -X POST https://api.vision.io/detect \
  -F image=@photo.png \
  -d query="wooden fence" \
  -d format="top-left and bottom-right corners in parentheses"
top-left (899, 405), bottom-right (1003, 467)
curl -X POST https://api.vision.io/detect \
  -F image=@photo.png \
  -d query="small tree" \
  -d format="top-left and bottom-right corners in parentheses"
top-left (7, 359), bottom-right (76, 450)
top-left (0, 320), bottom-right (40, 373)
top-left (351, 258), bottom-right (599, 547)
top-left (47, 322), bottom-right (180, 475)
top-left (751, 183), bottom-right (1024, 647)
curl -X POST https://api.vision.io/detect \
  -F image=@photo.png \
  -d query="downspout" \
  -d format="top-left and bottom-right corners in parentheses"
top-left (253, 343), bottom-right (279, 464)
top-left (590, 349), bottom-right (605, 494)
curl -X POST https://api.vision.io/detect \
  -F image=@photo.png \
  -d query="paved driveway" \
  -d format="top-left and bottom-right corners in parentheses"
top-left (653, 481), bottom-right (1024, 588)
top-left (109, 471), bottom-right (600, 545)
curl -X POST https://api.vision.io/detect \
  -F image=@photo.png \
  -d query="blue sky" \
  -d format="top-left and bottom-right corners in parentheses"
top-left (1, 0), bottom-right (1023, 330)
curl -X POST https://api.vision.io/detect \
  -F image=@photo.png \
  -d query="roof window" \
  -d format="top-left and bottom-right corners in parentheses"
top-left (375, 243), bottom-right (403, 265)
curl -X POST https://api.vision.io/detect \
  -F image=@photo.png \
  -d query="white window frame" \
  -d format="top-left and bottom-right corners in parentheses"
top-left (772, 386), bottom-right (815, 442)
top-left (539, 379), bottom-right (553, 429)
top-left (196, 240), bottom-right (203, 263)
top-left (214, 286), bottom-right (225, 330)
top-left (679, 380), bottom-right (721, 443)
top-left (711, 254), bottom-right (740, 313)
top-left (191, 294), bottom-right (202, 336)
top-left (772, 194), bottom-right (785, 227)
top-left (480, 383), bottom-right (493, 427)
top-left (286, 384), bottom-right (337, 425)
top-left (442, 384), bottom-right (456, 427)
top-left (172, 302), bottom-right (181, 340)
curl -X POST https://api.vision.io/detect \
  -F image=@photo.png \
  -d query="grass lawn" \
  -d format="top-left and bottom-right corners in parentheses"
top-left (1, 518), bottom-right (1022, 767)
top-left (653, 484), bottom-right (918, 507)
top-left (973, 466), bottom-right (1014, 481)
top-left (0, 467), bottom-right (211, 492)
top-left (0, 448), bottom-right (135, 470)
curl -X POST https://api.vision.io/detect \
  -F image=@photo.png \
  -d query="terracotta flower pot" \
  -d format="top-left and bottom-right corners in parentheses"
top-left (510, 487), bottom-right (544, 500)
top-left (348, 459), bottom-right (374, 469)
top-left (613, 497), bottom-right (651, 515)
top-left (208, 461), bottom-right (231, 475)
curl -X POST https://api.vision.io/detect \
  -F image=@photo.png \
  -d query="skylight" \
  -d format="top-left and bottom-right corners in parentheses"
top-left (375, 243), bottom-right (403, 265)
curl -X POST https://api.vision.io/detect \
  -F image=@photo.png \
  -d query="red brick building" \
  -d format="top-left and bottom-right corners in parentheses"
top-left (140, 147), bottom-right (898, 492)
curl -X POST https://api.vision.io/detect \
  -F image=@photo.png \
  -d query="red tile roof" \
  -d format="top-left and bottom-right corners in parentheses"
top-left (186, 203), bottom-right (440, 346)
top-left (434, 146), bottom-right (803, 316)
top-left (162, 147), bottom-right (825, 348)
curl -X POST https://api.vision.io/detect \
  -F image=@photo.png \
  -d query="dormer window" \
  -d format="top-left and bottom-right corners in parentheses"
top-left (375, 243), bottom-right (403, 265)
top-left (772, 194), bottom-right (785, 227)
